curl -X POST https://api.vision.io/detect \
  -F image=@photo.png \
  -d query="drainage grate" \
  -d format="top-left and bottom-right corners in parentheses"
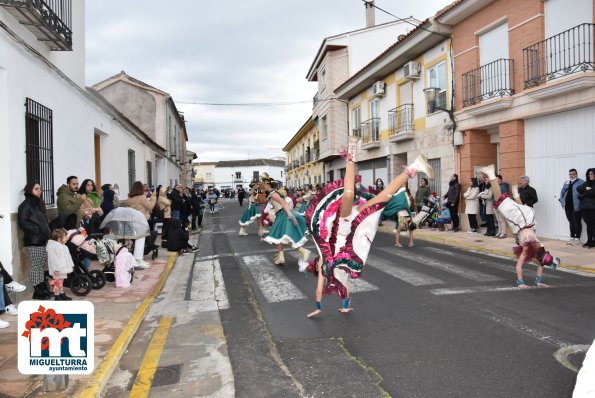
top-left (128, 363), bottom-right (183, 390)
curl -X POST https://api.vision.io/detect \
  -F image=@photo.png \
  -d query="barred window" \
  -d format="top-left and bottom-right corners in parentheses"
top-left (25, 98), bottom-right (54, 205)
top-left (128, 149), bottom-right (136, 190)
top-left (418, 158), bottom-right (441, 195)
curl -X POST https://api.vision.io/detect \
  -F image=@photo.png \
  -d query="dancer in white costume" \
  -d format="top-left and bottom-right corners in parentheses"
top-left (479, 165), bottom-right (559, 288)
top-left (305, 137), bottom-right (434, 317)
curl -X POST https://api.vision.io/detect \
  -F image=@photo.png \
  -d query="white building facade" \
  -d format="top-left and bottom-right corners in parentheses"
top-left (0, 0), bottom-right (174, 279)
top-left (213, 159), bottom-right (285, 190)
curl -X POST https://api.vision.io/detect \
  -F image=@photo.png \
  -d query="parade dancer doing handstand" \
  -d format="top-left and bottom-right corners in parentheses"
top-left (478, 165), bottom-right (559, 288)
top-left (304, 137), bottom-right (434, 317)
top-left (238, 182), bottom-right (262, 236)
top-left (261, 174), bottom-right (311, 268)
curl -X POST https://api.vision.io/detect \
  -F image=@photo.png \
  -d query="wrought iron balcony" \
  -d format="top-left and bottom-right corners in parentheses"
top-left (388, 104), bottom-right (414, 137)
top-left (462, 58), bottom-right (515, 107)
top-left (305, 152), bottom-right (311, 163)
top-left (523, 23), bottom-right (595, 89)
top-left (361, 118), bottom-right (380, 146)
top-left (0, 0), bottom-right (73, 50)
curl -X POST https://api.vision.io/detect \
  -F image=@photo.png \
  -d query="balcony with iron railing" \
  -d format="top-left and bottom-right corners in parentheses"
top-left (299, 155), bottom-right (305, 166)
top-left (523, 23), bottom-right (595, 89)
top-left (292, 160), bottom-right (299, 169)
top-left (0, 0), bottom-right (73, 50)
top-left (360, 118), bottom-right (380, 149)
top-left (313, 93), bottom-right (319, 109)
top-left (388, 104), bottom-right (414, 142)
top-left (462, 58), bottom-right (515, 107)
top-left (305, 151), bottom-right (311, 163)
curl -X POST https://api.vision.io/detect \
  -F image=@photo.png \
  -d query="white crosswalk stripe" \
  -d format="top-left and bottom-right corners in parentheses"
top-left (424, 247), bottom-right (562, 279)
top-left (242, 255), bottom-right (306, 303)
top-left (191, 259), bottom-right (230, 310)
top-left (367, 254), bottom-right (445, 286)
top-left (377, 247), bottom-right (504, 282)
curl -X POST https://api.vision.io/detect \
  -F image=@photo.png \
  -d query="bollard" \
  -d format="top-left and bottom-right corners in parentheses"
top-left (43, 374), bottom-right (69, 391)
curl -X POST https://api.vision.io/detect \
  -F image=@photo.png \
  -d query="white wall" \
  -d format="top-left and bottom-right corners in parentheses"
top-left (0, 21), bottom-right (160, 274)
top-left (214, 165), bottom-right (284, 190)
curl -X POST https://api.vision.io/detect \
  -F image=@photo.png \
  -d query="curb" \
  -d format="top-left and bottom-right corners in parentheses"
top-left (379, 226), bottom-right (595, 275)
top-left (73, 253), bottom-right (178, 398)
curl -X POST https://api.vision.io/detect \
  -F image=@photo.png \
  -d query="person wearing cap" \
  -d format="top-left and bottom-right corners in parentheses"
top-left (478, 165), bottom-right (559, 288)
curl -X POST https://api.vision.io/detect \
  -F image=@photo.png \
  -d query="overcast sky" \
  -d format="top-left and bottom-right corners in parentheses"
top-left (85, 0), bottom-right (452, 162)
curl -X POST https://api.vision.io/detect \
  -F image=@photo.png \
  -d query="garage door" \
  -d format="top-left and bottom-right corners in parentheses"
top-left (525, 106), bottom-right (595, 240)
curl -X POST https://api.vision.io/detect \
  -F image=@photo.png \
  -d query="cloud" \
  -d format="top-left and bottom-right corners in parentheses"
top-left (86, 0), bottom-right (453, 161)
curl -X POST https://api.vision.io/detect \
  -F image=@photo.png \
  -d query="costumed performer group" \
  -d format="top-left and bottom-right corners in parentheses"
top-left (238, 182), bottom-right (262, 236)
top-left (303, 136), bottom-right (434, 317)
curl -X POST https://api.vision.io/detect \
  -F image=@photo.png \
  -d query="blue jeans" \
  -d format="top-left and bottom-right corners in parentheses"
top-left (171, 210), bottom-right (180, 219)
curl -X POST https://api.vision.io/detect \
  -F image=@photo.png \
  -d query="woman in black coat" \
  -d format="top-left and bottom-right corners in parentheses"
top-left (17, 182), bottom-right (52, 299)
top-left (577, 168), bottom-right (595, 248)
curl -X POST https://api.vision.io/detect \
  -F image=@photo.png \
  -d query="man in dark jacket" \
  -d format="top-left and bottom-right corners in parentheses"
top-left (169, 184), bottom-right (184, 220)
top-left (57, 176), bottom-right (85, 224)
top-left (559, 168), bottom-right (584, 244)
top-left (517, 176), bottom-right (538, 207)
top-left (444, 174), bottom-right (461, 231)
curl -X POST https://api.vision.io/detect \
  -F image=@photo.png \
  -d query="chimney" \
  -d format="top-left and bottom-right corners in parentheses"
top-left (365, 0), bottom-right (375, 27)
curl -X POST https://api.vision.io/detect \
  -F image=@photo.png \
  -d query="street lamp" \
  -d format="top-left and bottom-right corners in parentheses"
top-left (423, 87), bottom-right (457, 135)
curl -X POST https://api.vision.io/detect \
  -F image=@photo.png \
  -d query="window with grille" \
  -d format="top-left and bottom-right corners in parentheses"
top-left (25, 98), bottom-right (54, 205)
top-left (128, 149), bottom-right (136, 190)
top-left (253, 171), bottom-right (259, 182)
top-left (418, 158), bottom-right (441, 196)
top-left (146, 161), bottom-right (152, 187)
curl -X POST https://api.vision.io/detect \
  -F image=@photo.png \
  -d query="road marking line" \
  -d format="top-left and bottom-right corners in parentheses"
top-left (430, 281), bottom-right (595, 295)
top-left (378, 247), bottom-right (503, 282)
top-left (480, 309), bottom-right (571, 348)
top-left (242, 255), bottom-right (306, 302)
top-left (129, 316), bottom-right (174, 397)
top-left (74, 253), bottom-right (177, 398)
top-left (191, 259), bottom-right (230, 310)
top-left (367, 254), bottom-right (445, 286)
top-left (424, 247), bottom-right (562, 279)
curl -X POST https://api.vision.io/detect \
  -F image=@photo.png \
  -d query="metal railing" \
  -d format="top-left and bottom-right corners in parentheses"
top-left (462, 58), bottom-right (515, 107)
top-left (313, 93), bottom-right (319, 109)
top-left (388, 104), bottom-right (414, 136)
top-left (360, 118), bottom-right (380, 144)
top-left (299, 155), bottom-right (304, 166)
top-left (0, 0), bottom-right (73, 50)
top-left (523, 23), bottom-right (595, 88)
top-left (306, 152), bottom-right (311, 163)
top-left (352, 127), bottom-right (361, 137)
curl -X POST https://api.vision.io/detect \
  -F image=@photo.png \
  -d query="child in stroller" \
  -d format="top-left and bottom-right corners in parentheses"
top-left (412, 196), bottom-right (440, 229)
top-left (50, 213), bottom-right (107, 295)
top-left (94, 228), bottom-right (135, 286)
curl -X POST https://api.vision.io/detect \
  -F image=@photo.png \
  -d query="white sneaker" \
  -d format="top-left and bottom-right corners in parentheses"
top-left (0, 319), bottom-right (8, 328)
top-left (135, 259), bottom-right (150, 269)
top-left (478, 164), bottom-right (496, 181)
top-left (5, 305), bottom-right (17, 316)
top-left (407, 154), bottom-right (434, 179)
top-left (5, 281), bottom-right (26, 293)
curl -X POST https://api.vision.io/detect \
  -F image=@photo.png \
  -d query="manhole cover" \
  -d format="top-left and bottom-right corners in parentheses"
top-left (568, 352), bottom-right (587, 370)
top-left (128, 363), bottom-right (182, 390)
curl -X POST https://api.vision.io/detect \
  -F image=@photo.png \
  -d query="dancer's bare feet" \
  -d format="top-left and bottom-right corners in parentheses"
top-left (338, 307), bottom-right (353, 313)
top-left (307, 309), bottom-right (321, 318)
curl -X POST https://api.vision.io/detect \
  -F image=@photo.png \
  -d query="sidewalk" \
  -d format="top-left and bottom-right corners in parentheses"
top-left (378, 222), bottom-right (595, 273)
top-left (0, 234), bottom-right (196, 398)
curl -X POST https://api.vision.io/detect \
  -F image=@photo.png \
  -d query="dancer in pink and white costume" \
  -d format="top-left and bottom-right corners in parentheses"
top-left (304, 137), bottom-right (434, 317)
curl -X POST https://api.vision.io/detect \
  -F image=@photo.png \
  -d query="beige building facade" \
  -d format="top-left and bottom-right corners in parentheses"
top-left (283, 117), bottom-right (324, 188)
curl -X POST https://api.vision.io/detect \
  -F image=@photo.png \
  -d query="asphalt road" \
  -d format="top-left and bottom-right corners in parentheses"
top-left (198, 198), bottom-right (595, 398)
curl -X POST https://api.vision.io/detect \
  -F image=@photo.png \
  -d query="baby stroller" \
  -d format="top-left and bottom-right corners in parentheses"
top-left (100, 207), bottom-right (157, 259)
top-left (50, 213), bottom-right (107, 295)
top-left (95, 235), bottom-right (135, 285)
top-left (412, 198), bottom-right (439, 229)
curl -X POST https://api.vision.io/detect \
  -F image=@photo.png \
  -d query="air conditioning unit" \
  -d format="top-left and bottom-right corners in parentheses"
top-left (404, 61), bottom-right (421, 80)
top-left (372, 81), bottom-right (385, 97)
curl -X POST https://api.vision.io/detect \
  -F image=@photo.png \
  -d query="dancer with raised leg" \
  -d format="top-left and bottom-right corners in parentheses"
top-left (261, 174), bottom-right (311, 268)
top-left (478, 165), bottom-right (559, 288)
top-left (304, 137), bottom-right (434, 317)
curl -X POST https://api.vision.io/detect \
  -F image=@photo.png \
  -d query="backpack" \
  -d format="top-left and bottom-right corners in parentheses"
top-left (95, 238), bottom-right (116, 265)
